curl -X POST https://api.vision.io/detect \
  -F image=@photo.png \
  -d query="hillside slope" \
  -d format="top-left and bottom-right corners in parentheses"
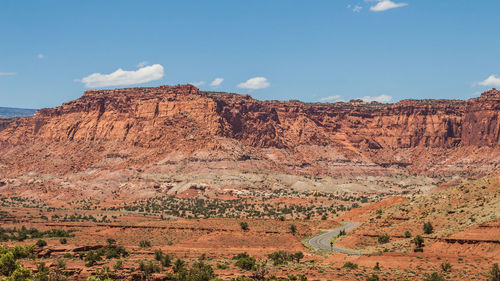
top-left (0, 85), bottom-right (498, 200)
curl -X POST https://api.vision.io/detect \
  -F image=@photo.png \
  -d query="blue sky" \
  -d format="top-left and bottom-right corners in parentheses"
top-left (1, 0), bottom-right (499, 108)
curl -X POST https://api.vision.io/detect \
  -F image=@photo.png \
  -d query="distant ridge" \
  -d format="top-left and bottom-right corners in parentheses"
top-left (0, 107), bottom-right (37, 118)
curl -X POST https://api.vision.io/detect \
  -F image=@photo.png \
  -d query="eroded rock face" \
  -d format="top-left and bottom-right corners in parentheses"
top-left (0, 85), bottom-right (498, 178)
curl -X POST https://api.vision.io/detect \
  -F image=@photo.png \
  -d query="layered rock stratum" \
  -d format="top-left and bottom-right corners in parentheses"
top-left (0, 85), bottom-right (498, 200)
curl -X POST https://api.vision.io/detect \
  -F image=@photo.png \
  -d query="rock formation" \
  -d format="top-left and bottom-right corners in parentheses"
top-left (0, 85), bottom-right (498, 199)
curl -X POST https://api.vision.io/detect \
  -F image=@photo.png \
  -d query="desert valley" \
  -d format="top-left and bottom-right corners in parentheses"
top-left (0, 85), bottom-right (498, 280)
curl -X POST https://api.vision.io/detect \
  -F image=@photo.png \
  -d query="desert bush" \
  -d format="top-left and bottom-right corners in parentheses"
top-left (85, 250), bottom-right (102, 267)
top-left (404, 231), bottom-right (412, 238)
top-left (234, 253), bottom-right (256, 270)
top-left (36, 239), bottom-right (47, 247)
top-left (139, 240), bottom-right (151, 248)
top-left (292, 252), bottom-right (304, 263)
top-left (173, 259), bottom-right (186, 274)
top-left (423, 222), bottom-right (434, 234)
top-left (423, 272), bottom-right (446, 281)
top-left (0, 251), bottom-right (18, 276)
top-left (440, 262), bottom-right (452, 272)
top-left (154, 249), bottom-right (163, 261)
top-left (113, 260), bottom-right (123, 270)
top-left (489, 263), bottom-right (500, 281)
top-left (342, 261), bottom-right (358, 270)
top-left (414, 235), bottom-right (424, 248)
top-left (239, 222), bottom-right (249, 231)
top-left (138, 259), bottom-right (161, 277)
top-left (267, 251), bottom-right (291, 265)
top-left (366, 274), bottom-right (380, 281)
top-left (377, 234), bottom-right (390, 244)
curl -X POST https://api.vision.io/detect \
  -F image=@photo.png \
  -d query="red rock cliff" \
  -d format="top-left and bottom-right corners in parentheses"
top-left (0, 85), bottom-right (498, 175)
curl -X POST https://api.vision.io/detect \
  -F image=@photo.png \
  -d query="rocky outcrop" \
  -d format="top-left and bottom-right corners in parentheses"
top-left (0, 85), bottom-right (498, 177)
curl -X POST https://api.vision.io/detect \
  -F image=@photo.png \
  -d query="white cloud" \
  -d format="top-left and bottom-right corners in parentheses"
top-left (353, 5), bottom-right (363, 12)
top-left (37, 54), bottom-right (44, 59)
top-left (0, 72), bottom-right (16, 76)
top-left (370, 0), bottom-right (408, 12)
top-left (80, 64), bottom-right (164, 88)
top-left (210, 78), bottom-right (224, 87)
top-left (137, 61), bottom-right (148, 68)
top-left (237, 77), bottom-right (270, 90)
top-left (478, 75), bottom-right (500, 87)
top-left (360, 94), bottom-right (393, 103)
top-left (190, 81), bottom-right (206, 87)
top-left (319, 95), bottom-right (343, 102)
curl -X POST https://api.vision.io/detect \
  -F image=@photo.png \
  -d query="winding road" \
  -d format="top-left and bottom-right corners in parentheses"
top-left (308, 221), bottom-right (362, 255)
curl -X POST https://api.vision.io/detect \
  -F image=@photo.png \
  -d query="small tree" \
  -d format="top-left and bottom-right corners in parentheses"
top-left (154, 249), bottom-right (163, 261)
top-left (251, 261), bottom-right (268, 280)
top-left (173, 259), bottom-right (186, 273)
top-left (290, 224), bottom-right (297, 235)
top-left (423, 222), bottom-right (434, 234)
top-left (36, 239), bottom-right (47, 247)
top-left (240, 222), bottom-right (249, 231)
top-left (342, 262), bottom-right (358, 270)
top-left (489, 263), bottom-right (500, 281)
top-left (234, 254), bottom-right (256, 270)
top-left (161, 254), bottom-right (172, 267)
top-left (414, 235), bottom-right (424, 248)
top-left (377, 234), bottom-right (390, 244)
top-left (139, 240), bottom-right (151, 248)
top-left (373, 262), bottom-right (380, 270)
top-left (292, 252), bottom-right (304, 263)
top-left (441, 262), bottom-right (452, 272)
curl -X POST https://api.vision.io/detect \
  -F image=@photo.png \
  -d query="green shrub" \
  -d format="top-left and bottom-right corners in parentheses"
top-left (423, 272), bottom-right (446, 281)
top-left (377, 234), bottom-right (390, 244)
top-left (139, 240), bottom-right (151, 248)
top-left (423, 222), bottom-right (434, 234)
top-left (217, 263), bottom-right (229, 269)
top-left (239, 222), bottom-right (249, 231)
top-left (441, 262), bottom-right (452, 272)
top-left (342, 262), bottom-right (358, 270)
top-left (114, 260), bottom-right (123, 270)
top-left (414, 235), bottom-right (424, 248)
top-left (489, 263), bottom-right (500, 281)
top-left (404, 231), bottom-right (412, 238)
top-left (366, 274), bottom-right (380, 281)
top-left (36, 239), bottom-right (47, 247)
top-left (235, 255), bottom-right (256, 270)
top-left (0, 251), bottom-right (18, 276)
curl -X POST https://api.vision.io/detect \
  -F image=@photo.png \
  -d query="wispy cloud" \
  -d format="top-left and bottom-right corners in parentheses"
top-left (190, 81), bottom-right (206, 87)
top-left (37, 54), bottom-right (44, 59)
top-left (347, 4), bottom-right (363, 12)
top-left (210, 78), bottom-right (224, 87)
top-left (360, 94), bottom-right (393, 103)
top-left (370, 0), bottom-right (408, 12)
top-left (319, 95), bottom-right (343, 102)
top-left (0, 72), bottom-right (17, 76)
top-left (478, 75), bottom-right (500, 87)
top-left (237, 77), bottom-right (270, 90)
top-left (80, 64), bottom-right (164, 88)
top-left (353, 5), bottom-right (363, 12)
top-left (137, 61), bottom-right (148, 68)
